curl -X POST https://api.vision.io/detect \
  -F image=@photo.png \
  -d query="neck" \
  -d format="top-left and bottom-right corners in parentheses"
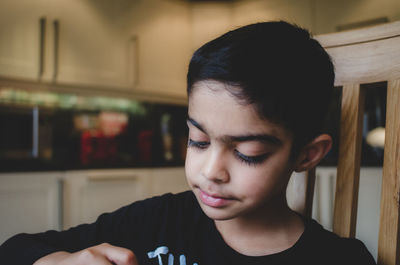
top-left (214, 198), bottom-right (305, 256)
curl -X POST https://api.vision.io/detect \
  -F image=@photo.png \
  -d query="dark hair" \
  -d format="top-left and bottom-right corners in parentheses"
top-left (187, 21), bottom-right (335, 157)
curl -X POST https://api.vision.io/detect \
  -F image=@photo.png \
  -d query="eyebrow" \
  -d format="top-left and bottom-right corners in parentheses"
top-left (186, 117), bottom-right (282, 146)
top-left (229, 134), bottom-right (282, 145)
top-left (187, 117), bottom-right (206, 133)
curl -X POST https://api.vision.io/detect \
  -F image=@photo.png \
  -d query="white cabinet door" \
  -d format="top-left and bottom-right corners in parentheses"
top-left (0, 0), bottom-right (132, 88)
top-left (150, 167), bottom-right (188, 197)
top-left (50, 1), bottom-right (132, 88)
top-left (127, 1), bottom-right (191, 99)
top-left (0, 171), bottom-right (62, 245)
top-left (63, 169), bottom-right (152, 229)
top-left (0, 0), bottom-right (53, 80)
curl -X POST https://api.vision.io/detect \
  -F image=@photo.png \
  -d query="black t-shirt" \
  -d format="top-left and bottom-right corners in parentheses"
top-left (0, 191), bottom-right (376, 265)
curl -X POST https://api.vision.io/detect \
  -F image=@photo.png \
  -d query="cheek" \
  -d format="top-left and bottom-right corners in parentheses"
top-left (229, 165), bottom-right (268, 191)
top-left (229, 161), bottom-right (289, 197)
top-left (185, 149), bottom-right (202, 183)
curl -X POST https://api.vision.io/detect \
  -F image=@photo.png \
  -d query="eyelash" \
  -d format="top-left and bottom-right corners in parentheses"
top-left (188, 139), bottom-right (209, 149)
top-left (188, 139), bottom-right (269, 166)
top-left (234, 150), bottom-right (269, 166)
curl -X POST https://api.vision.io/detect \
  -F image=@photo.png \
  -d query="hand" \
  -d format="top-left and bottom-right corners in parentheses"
top-left (33, 243), bottom-right (138, 265)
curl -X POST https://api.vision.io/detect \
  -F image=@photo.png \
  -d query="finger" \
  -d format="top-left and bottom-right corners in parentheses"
top-left (87, 255), bottom-right (115, 265)
top-left (94, 243), bottom-right (138, 265)
top-left (63, 249), bottom-right (114, 265)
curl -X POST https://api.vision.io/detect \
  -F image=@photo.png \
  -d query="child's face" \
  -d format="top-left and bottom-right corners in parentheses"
top-left (185, 80), bottom-right (297, 221)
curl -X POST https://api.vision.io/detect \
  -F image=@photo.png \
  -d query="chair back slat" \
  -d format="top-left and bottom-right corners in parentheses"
top-left (316, 21), bottom-right (400, 48)
top-left (316, 21), bottom-right (400, 86)
top-left (303, 168), bottom-right (316, 218)
top-left (333, 84), bottom-right (365, 238)
top-left (378, 79), bottom-right (400, 265)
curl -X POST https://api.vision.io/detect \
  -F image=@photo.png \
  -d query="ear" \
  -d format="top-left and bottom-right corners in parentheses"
top-left (294, 134), bottom-right (332, 172)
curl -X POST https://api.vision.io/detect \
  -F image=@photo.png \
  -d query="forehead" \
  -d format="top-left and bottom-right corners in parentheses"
top-left (188, 80), bottom-right (292, 141)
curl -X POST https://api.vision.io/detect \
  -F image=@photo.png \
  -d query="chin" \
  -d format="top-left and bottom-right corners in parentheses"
top-left (196, 200), bottom-right (239, 221)
top-left (201, 208), bottom-right (235, 221)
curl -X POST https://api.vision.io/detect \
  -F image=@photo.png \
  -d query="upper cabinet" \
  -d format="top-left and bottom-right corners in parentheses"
top-left (0, 0), bottom-right (51, 81)
top-left (0, 0), bottom-right (191, 99)
top-left (125, 1), bottom-right (192, 98)
top-left (0, 0), bottom-right (130, 88)
top-left (45, 1), bottom-right (132, 88)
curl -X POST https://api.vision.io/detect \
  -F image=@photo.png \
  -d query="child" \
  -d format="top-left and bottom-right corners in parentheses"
top-left (0, 21), bottom-right (375, 265)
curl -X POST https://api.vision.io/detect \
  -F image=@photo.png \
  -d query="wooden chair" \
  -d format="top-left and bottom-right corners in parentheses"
top-left (291, 21), bottom-right (400, 265)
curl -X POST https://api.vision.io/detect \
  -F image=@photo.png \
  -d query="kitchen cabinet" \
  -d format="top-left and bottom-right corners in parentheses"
top-left (150, 167), bottom-right (189, 197)
top-left (63, 169), bottom-right (153, 229)
top-left (0, 171), bottom-right (62, 245)
top-left (0, 0), bottom-right (191, 100)
top-left (0, 167), bottom-right (187, 243)
top-left (0, 0), bottom-right (51, 81)
top-left (126, 0), bottom-right (192, 98)
top-left (62, 167), bottom-right (188, 229)
top-left (0, 0), bottom-right (133, 88)
top-left (48, 1), bottom-right (132, 88)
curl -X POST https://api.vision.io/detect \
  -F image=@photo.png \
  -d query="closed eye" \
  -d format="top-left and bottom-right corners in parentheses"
top-left (234, 150), bottom-right (270, 166)
top-left (188, 139), bottom-right (209, 149)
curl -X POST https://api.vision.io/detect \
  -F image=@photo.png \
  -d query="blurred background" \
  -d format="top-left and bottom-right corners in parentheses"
top-left (1, 0), bottom-right (399, 260)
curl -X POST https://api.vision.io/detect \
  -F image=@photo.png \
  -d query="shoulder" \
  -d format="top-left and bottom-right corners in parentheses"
top-left (87, 191), bottom-right (201, 246)
top-left (299, 218), bottom-right (376, 264)
top-left (89, 191), bottom-right (197, 235)
top-left (117, 190), bottom-right (200, 225)
top-left (126, 190), bottom-right (197, 214)
top-left (104, 190), bottom-right (196, 220)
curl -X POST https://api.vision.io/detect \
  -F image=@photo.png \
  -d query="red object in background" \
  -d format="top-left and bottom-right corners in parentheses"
top-left (80, 131), bottom-right (92, 165)
top-left (99, 112), bottom-right (128, 137)
top-left (80, 130), bottom-right (118, 165)
top-left (79, 112), bottom-right (127, 165)
top-left (138, 130), bottom-right (153, 163)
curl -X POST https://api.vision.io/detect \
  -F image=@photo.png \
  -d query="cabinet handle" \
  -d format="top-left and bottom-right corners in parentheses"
top-left (39, 17), bottom-right (46, 79)
top-left (87, 175), bottom-right (139, 182)
top-left (57, 178), bottom-right (64, 230)
top-left (32, 106), bottom-right (39, 158)
top-left (53, 20), bottom-right (60, 81)
top-left (129, 36), bottom-right (139, 86)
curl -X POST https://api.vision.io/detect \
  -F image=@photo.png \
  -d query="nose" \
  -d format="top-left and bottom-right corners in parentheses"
top-left (201, 148), bottom-right (230, 183)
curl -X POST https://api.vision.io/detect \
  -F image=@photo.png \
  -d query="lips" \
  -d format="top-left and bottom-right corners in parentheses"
top-left (198, 189), bottom-right (233, 208)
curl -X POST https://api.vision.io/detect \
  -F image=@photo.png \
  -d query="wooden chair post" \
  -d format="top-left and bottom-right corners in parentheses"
top-left (333, 84), bottom-right (365, 238)
top-left (304, 168), bottom-right (316, 218)
top-left (378, 80), bottom-right (400, 265)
